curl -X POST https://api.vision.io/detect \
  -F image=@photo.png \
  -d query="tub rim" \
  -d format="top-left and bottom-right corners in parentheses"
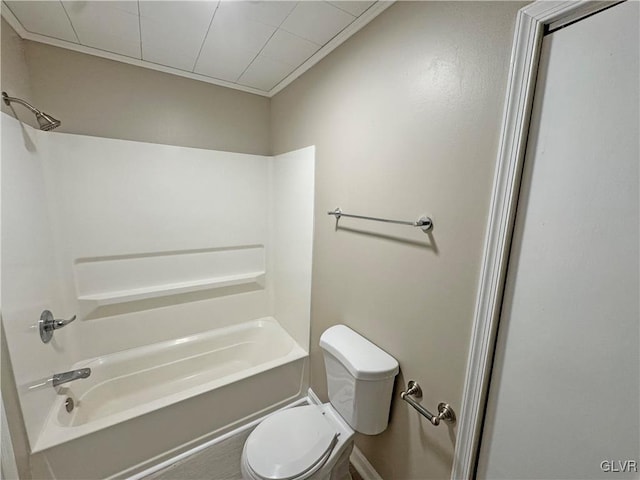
top-left (33, 317), bottom-right (307, 453)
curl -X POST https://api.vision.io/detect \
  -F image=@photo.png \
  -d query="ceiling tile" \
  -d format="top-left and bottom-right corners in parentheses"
top-left (5, 1), bottom-right (78, 43)
top-left (261, 29), bottom-right (319, 67)
top-left (238, 55), bottom-right (296, 92)
top-left (280, 2), bottom-right (355, 46)
top-left (62, 1), bottom-right (141, 58)
top-left (194, 43), bottom-right (258, 83)
top-left (139, 1), bottom-right (218, 31)
top-left (228, 1), bottom-right (298, 28)
top-left (140, 1), bottom-right (218, 71)
top-left (327, 1), bottom-right (375, 17)
top-left (107, 1), bottom-right (139, 16)
top-left (194, 1), bottom-right (277, 82)
top-left (206, 2), bottom-right (277, 53)
top-left (140, 22), bottom-right (202, 72)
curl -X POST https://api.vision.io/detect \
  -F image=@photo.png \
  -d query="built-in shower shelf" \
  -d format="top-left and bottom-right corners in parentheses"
top-left (77, 271), bottom-right (265, 307)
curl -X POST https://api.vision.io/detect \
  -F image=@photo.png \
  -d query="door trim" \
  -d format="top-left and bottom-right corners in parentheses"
top-left (450, 2), bottom-right (622, 478)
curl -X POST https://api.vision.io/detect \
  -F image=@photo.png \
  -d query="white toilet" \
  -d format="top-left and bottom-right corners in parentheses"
top-left (241, 325), bottom-right (399, 480)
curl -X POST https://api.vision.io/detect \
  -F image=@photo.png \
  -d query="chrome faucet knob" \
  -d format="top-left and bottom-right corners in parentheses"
top-left (53, 315), bottom-right (77, 329)
top-left (39, 310), bottom-right (77, 343)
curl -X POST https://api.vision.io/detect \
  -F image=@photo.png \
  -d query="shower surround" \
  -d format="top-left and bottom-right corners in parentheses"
top-left (1, 113), bottom-right (314, 478)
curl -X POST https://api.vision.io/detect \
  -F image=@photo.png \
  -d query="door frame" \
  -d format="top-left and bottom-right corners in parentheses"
top-left (451, 2), bottom-right (624, 478)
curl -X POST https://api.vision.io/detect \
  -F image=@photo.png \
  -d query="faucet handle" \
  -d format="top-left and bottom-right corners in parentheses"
top-left (39, 310), bottom-right (77, 343)
top-left (53, 315), bottom-right (76, 329)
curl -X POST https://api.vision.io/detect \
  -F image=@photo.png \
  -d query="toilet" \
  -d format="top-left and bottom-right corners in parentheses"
top-left (241, 325), bottom-right (399, 480)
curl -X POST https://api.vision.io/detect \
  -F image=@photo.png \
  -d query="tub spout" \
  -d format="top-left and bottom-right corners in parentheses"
top-left (52, 368), bottom-right (91, 387)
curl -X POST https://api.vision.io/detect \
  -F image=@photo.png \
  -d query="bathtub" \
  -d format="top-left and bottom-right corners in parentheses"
top-left (31, 318), bottom-right (307, 479)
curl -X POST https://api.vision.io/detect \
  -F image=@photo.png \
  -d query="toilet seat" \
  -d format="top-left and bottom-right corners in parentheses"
top-left (244, 405), bottom-right (339, 480)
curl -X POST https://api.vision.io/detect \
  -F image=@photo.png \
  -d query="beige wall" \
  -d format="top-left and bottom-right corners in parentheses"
top-left (1, 18), bottom-right (35, 128)
top-left (22, 41), bottom-right (270, 155)
top-left (271, 2), bottom-right (523, 478)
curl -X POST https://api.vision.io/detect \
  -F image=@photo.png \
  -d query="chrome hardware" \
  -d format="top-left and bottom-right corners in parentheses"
top-left (2, 91), bottom-right (61, 131)
top-left (64, 397), bottom-right (75, 413)
top-left (39, 310), bottom-right (77, 343)
top-left (400, 380), bottom-right (456, 426)
top-left (52, 368), bottom-right (91, 388)
top-left (328, 208), bottom-right (433, 232)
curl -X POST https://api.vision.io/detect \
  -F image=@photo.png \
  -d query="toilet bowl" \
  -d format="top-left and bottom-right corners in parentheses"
top-left (241, 325), bottom-right (399, 480)
top-left (240, 403), bottom-right (354, 480)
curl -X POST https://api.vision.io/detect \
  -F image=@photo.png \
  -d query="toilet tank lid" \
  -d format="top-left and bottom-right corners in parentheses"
top-left (320, 325), bottom-right (399, 380)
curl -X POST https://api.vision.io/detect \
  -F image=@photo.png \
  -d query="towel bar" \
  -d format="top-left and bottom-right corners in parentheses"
top-left (327, 208), bottom-right (433, 232)
top-left (400, 381), bottom-right (456, 426)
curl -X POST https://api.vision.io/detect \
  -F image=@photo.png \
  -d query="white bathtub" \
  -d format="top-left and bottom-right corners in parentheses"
top-left (31, 318), bottom-right (307, 479)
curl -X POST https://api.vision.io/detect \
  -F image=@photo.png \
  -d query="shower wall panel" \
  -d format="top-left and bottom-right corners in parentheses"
top-left (269, 147), bottom-right (315, 351)
top-left (1, 114), bottom-right (314, 454)
top-left (42, 132), bottom-right (272, 362)
top-left (1, 114), bottom-right (73, 445)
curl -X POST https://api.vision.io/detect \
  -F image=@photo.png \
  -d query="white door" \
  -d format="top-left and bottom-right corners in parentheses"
top-left (477, 2), bottom-right (639, 479)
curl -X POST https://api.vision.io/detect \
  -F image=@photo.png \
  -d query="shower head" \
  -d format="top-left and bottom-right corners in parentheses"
top-left (2, 91), bottom-right (61, 131)
top-left (36, 112), bottom-right (61, 131)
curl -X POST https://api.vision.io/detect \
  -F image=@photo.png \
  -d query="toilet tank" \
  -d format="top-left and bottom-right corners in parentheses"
top-left (319, 325), bottom-right (399, 435)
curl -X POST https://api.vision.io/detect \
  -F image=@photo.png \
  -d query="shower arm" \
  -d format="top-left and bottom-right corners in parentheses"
top-left (2, 93), bottom-right (41, 115)
top-left (2, 91), bottom-right (61, 131)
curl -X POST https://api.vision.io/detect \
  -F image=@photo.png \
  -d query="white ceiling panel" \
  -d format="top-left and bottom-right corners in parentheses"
top-left (4, 1), bottom-right (78, 43)
top-left (280, 2), bottom-right (355, 46)
top-left (139, 1), bottom-right (218, 32)
top-left (106, 1), bottom-right (139, 17)
top-left (2, 0), bottom-right (391, 96)
top-left (194, 1), bottom-right (278, 81)
top-left (238, 55), bottom-right (296, 92)
top-left (261, 29), bottom-right (319, 67)
top-left (140, 1), bottom-right (219, 71)
top-left (328, 1), bottom-right (375, 17)
top-left (62, 1), bottom-right (141, 58)
top-left (229, 1), bottom-right (297, 28)
top-left (205, 2), bottom-right (278, 53)
top-left (194, 42), bottom-right (259, 83)
top-left (140, 21), bottom-right (202, 72)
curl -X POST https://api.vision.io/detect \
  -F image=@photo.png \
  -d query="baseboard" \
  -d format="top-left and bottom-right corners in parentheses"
top-left (350, 446), bottom-right (383, 480)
